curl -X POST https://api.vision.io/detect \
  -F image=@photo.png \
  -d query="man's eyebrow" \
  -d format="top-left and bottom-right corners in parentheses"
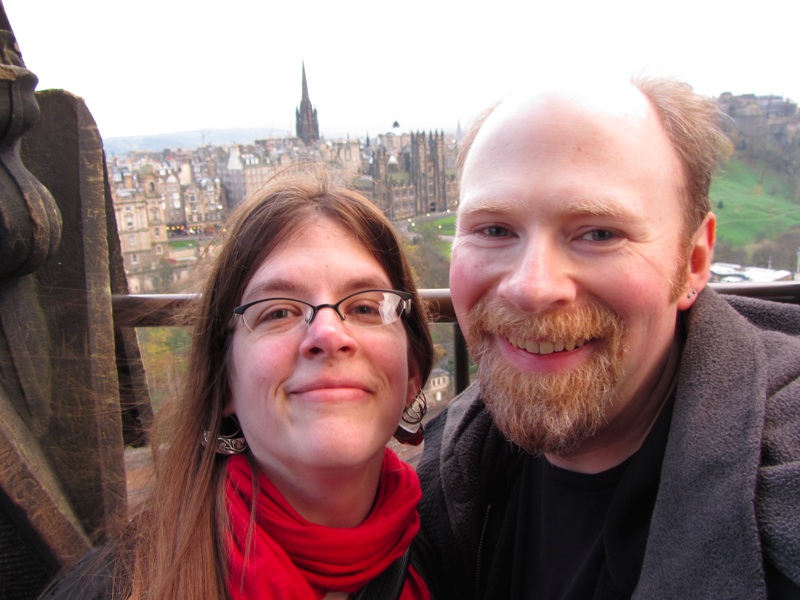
top-left (458, 198), bottom-right (519, 217)
top-left (567, 197), bottom-right (639, 221)
top-left (459, 196), bottom-right (639, 221)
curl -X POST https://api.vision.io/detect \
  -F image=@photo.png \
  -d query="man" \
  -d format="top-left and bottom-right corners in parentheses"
top-left (416, 77), bottom-right (800, 599)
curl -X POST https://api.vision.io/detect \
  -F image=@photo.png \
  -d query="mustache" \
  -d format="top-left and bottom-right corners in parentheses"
top-left (466, 297), bottom-right (625, 345)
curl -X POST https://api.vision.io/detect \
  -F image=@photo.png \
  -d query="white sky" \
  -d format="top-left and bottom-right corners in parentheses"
top-left (5, 0), bottom-right (798, 140)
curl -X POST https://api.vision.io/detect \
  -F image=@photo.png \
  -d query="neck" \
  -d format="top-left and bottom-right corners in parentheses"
top-left (258, 453), bottom-right (385, 528)
top-left (546, 333), bottom-right (681, 474)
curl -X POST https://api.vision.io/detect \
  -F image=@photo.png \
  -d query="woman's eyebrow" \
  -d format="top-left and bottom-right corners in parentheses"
top-left (241, 278), bottom-right (303, 304)
top-left (241, 275), bottom-right (393, 304)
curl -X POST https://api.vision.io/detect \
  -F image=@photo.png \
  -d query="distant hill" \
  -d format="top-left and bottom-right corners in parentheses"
top-left (103, 127), bottom-right (290, 155)
top-left (711, 158), bottom-right (800, 246)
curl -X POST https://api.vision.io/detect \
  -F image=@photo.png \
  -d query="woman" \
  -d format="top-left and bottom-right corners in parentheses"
top-left (42, 172), bottom-right (434, 599)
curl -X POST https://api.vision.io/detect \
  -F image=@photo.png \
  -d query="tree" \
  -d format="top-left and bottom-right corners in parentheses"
top-left (403, 222), bottom-right (450, 289)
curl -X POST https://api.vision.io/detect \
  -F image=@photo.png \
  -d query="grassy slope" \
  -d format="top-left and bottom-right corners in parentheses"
top-left (711, 159), bottom-right (800, 246)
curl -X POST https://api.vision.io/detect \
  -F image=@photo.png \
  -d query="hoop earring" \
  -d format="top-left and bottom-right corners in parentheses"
top-left (394, 390), bottom-right (427, 446)
top-left (202, 416), bottom-right (248, 455)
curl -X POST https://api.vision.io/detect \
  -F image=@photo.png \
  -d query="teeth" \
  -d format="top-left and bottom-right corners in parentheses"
top-left (507, 336), bottom-right (586, 354)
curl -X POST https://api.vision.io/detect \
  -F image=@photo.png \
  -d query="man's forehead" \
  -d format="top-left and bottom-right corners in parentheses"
top-left (460, 80), bottom-right (680, 191)
top-left (489, 81), bottom-right (651, 128)
top-left (457, 79), bottom-right (685, 223)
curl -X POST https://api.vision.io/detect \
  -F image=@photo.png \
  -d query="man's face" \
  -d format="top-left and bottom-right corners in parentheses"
top-left (451, 87), bottom-right (695, 456)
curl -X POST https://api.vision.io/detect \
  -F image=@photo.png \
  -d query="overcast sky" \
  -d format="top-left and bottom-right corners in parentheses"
top-left (5, 0), bottom-right (797, 141)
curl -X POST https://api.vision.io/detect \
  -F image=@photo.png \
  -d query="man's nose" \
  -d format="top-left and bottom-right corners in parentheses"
top-left (496, 239), bottom-right (577, 313)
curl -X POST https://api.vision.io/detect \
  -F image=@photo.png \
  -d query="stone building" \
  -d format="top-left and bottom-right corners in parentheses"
top-left (368, 129), bottom-right (457, 218)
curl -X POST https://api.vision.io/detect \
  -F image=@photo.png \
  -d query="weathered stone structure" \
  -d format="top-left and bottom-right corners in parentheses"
top-left (0, 4), bottom-right (152, 597)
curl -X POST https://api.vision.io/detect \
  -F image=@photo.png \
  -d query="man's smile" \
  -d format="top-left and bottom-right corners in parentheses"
top-left (506, 335), bottom-right (588, 355)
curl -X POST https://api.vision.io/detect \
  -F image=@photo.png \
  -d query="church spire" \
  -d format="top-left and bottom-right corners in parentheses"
top-left (301, 61), bottom-right (309, 103)
top-left (296, 61), bottom-right (320, 145)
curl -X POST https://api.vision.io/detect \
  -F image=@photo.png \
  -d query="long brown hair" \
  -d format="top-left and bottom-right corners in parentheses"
top-left (117, 170), bottom-right (434, 599)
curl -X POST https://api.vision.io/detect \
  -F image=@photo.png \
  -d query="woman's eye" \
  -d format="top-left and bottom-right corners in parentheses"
top-left (350, 302), bottom-right (379, 316)
top-left (581, 229), bottom-right (616, 242)
top-left (264, 308), bottom-right (292, 321)
top-left (256, 304), bottom-right (302, 322)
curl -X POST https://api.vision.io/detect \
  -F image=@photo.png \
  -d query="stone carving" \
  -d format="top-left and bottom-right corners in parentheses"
top-left (0, 3), bottom-right (152, 597)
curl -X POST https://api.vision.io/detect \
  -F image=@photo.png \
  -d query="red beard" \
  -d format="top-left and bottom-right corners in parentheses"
top-left (466, 298), bottom-right (628, 454)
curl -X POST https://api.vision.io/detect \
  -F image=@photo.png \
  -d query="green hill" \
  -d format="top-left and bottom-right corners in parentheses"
top-left (711, 158), bottom-right (800, 247)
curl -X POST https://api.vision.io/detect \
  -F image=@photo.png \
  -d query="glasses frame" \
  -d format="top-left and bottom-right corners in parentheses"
top-left (232, 289), bottom-right (413, 335)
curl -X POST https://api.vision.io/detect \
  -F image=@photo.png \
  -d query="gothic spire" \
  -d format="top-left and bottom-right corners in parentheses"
top-left (296, 61), bottom-right (319, 145)
top-left (301, 60), bottom-right (309, 103)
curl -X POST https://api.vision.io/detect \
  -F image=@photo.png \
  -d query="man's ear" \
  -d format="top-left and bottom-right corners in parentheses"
top-left (677, 212), bottom-right (716, 311)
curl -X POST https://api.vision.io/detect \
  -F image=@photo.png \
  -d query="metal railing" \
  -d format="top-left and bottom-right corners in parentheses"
top-left (112, 281), bottom-right (800, 396)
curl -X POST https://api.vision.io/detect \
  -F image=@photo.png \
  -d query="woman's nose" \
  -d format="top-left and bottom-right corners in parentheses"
top-left (298, 306), bottom-right (358, 356)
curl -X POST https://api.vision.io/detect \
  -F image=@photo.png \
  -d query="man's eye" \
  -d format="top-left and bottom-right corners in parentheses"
top-left (482, 225), bottom-right (510, 237)
top-left (581, 229), bottom-right (616, 242)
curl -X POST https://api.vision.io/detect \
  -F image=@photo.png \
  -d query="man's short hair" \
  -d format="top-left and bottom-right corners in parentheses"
top-left (456, 76), bottom-right (728, 239)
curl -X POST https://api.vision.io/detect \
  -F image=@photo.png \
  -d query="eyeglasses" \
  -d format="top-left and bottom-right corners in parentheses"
top-left (233, 289), bottom-right (412, 336)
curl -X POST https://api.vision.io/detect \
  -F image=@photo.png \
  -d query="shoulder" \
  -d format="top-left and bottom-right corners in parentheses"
top-left (39, 546), bottom-right (119, 600)
top-left (687, 291), bottom-right (800, 589)
top-left (418, 382), bottom-right (522, 529)
top-left (708, 293), bottom-right (800, 456)
top-left (685, 290), bottom-right (800, 390)
top-left (418, 383), bottom-right (503, 487)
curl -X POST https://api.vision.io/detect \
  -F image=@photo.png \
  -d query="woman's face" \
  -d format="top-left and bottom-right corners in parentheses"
top-left (226, 218), bottom-right (420, 486)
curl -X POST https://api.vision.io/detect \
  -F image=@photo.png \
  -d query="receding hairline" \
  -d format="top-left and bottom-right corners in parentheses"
top-left (457, 75), bottom-right (723, 240)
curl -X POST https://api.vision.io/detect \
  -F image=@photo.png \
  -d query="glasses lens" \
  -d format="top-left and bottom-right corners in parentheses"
top-left (339, 290), bottom-right (406, 328)
top-left (242, 299), bottom-right (309, 335)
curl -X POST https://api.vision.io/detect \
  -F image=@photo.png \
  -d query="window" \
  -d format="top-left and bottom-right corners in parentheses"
top-left (131, 254), bottom-right (139, 264)
top-left (129, 234), bottom-right (136, 246)
top-left (155, 245), bottom-right (163, 255)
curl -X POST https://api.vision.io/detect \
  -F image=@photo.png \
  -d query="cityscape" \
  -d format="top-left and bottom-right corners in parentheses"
top-left (109, 65), bottom-right (800, 295)
top-left (111, 64), bottom-right (459, 294)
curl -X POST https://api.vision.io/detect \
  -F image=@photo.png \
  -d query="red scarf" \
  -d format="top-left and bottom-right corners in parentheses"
top-left (225, 448), bottom-right (430, 600)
